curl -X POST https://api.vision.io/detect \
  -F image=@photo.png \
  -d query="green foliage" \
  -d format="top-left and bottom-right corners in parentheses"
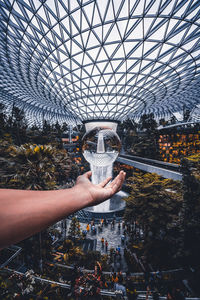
top-left (82, 250), bottom-right (101, 269)
top-left (68, 217), bottom-right (82, 241)
top-left (125, 170), bottom-right (183, 267)
top-left (0, 103), bottom-right (75, 147)
top-left (180, 153), bottom-right (200, 266)
top-left (125, 171), bottom-right (182, 235)
top-left (139, 113), bottom-right (157, 133)
top-left (130, 133), bottom-right (158, 158)
top-left (119, 114), bottom-right (159, 159)
top-left (0, 142), bottom-right (75, 190)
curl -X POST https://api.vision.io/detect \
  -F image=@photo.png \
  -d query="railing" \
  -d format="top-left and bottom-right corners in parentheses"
top-left (0, 245), bottom-right (22, 269)
top-left (119, 154), bottom-right (180, 172)
top-left (3, 268), bottom-right (200, 300)
top-left (117, 154), bottom-right (182, 180)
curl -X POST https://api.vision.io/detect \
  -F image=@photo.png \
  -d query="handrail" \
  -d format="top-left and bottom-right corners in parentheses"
top-left (119, 154), bottom-right (180, 171)
top-left (0, 246), bottom-right (22, 269)
top-left (4, 268), bottom-right (199, 299)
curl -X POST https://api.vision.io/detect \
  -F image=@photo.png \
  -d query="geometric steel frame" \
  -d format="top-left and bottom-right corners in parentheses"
top-left (0, 0), bottom-right (200, 125)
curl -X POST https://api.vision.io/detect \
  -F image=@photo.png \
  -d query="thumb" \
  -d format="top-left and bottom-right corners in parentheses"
top-left (83, 171), bottom-right (92, 179)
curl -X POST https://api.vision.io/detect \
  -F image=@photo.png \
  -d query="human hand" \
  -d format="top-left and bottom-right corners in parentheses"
top-left (74, 170), bottom-right (126, 207)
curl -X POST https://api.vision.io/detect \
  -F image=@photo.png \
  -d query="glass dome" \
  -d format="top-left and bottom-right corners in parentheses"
top-left (0, 0), bottom-right (200, 125)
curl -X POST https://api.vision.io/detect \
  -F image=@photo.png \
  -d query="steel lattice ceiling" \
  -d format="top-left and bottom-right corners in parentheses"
top-left (0, 0), bottom-right (200, 125)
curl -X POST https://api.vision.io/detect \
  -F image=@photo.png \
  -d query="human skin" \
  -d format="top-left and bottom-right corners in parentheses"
top-left (0, 170), bottom-right (125, 248)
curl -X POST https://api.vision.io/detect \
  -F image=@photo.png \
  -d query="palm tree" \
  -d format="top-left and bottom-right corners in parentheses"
top-left (0, 143), bottom-right (76, 189)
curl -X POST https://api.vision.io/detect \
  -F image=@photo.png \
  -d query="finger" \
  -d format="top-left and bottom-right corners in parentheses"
top-left (83, 171), bottom-right (92, 179)
top-left (109, 171), bottom-right (124, 186)
top-left (109, 171), bottom-right (125, 193)
top-left (98, 176), bottom-right (112, 188)
top-left (117, 171), bottom-right (126, 190)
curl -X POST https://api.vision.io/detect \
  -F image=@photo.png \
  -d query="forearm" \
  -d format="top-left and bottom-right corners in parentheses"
top-left (0, 187), bottom-right (90, 248)
top-left (0, 170), bottom-right (125, 248)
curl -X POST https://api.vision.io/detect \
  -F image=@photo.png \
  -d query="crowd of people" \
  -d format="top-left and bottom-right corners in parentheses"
top-left (68, 263), bottom-right (186, 300)
top-left (66, 215), bottom-right (187, 300)
top-left (69, 263), bottom-right (137, 300)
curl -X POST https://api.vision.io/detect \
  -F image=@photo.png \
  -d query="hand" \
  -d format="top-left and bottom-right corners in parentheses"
top-left (74, 170), bottom-right (126, 207)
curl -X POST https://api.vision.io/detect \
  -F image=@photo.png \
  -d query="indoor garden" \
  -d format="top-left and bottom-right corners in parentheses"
top-left (0, 0), bottom-right (200, 299)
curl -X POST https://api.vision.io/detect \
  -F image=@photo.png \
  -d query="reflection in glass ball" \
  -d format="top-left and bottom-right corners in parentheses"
top-left (82, 127), bottom-right (121, 167)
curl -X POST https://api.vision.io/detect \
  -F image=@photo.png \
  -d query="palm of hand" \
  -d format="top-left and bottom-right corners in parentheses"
top-left (75, 170), bottom-right (125, 206)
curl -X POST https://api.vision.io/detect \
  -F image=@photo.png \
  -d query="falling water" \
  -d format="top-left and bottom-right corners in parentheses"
top-left (83, 152), bottom-right (118, 212)
top-left (91, 163), bottom-right (113, 212)
top-left (82, 123), bottom-right (121, 212)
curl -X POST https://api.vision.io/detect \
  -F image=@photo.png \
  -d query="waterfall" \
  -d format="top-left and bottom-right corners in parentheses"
top-left (83, 151), bottom-right (118, 212)
top-left (90, 163), bottom-right (113, 212)
top-left (82, 121), bottom-right (121, 213)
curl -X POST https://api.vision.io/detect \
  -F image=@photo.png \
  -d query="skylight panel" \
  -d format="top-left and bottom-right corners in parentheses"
top-left (186, 5), bottom-right (200, 20)
top-left (0, 0), bottom-right (199, 123)
top-left (174, 0), bottom-right (190, 18)
top-left (69, 17), bottom-right (79, 36)
top-left (133, 0), bottom-right (145, 15)
top-left (126, 19), bottom-right (143, 39)
top-left (69, 0), bottom-right (79, 12)
top-left (149, 18), bottom-right (168, 40)
top-left (167, 27), bottom-right (187, 44)
top-left (106, 24), bottom-right (121, 43)
top-left (160, 0), bottom-right (175, 15)
top-left (144, 17), bottom-right (155, 38)
top-left (144, 0), bottom-right (159, 15)
top-left (118, 0), bottom-right (129, 19)
top-left (87, 30), bottom-right (100, 48)
top-left (191, 48), bottom-right (200, 59)
top-left (97, 0), bottom-right (109, 21)
top-left (124, 41), bottom-right (138, 56)
top-left (113, 44), bottom-right (125, 59)
top-left (71, 40), bottom-right (81, 56)
top-left (131, 43), bottom-right (143, 58)
top-left (12, 1), bottom-right (22, 15)
top-left (104, 0), bottom-right (115, 22)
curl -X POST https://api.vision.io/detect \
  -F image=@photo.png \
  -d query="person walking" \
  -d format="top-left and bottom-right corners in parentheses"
top-left (86, 223), bottom-right (90, 232)
top-left (105, 240), bottom-right (108, 252)
top-left (116, 245), bottom-right (121, 253)
top-left (101, 237), bottom-right (104, 248)
top-left (118, 222), bottom-right (121, 231)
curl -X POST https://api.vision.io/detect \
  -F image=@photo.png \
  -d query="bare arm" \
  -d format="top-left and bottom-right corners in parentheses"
top-left (0, 170), bottom-right (125, 248)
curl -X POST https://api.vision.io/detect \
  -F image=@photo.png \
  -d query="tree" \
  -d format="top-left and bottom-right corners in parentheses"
top-left (183, 107), bottom-right (191, 122)
top-left (131, 113), bottom-right (159, 159)
top-left (124, 170), bottom-right (182, 267)
top-left (139, 113), bottom-right (157, 133)
top-left (0, 143), bottom-right (76, 189)
top-left (180, 154), bottom-right (200, 266)
top-left (159, 118), bottom-right (168, 127)
top-left (8, 105), bottom-right (28, 145)
top-left (68, 217), bottom-right (82, 241)
top-left (0, 103), bottom-right (7, 138)
top-left (170, 115), bottom-right (177, 124)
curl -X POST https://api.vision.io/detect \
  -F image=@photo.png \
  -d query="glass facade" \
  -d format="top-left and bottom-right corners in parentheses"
top-left (0, 0), bottom-right (200, 125)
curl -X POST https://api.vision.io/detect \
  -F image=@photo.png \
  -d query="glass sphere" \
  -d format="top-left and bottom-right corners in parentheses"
top-left (82, 127), bottom-right (121, 166)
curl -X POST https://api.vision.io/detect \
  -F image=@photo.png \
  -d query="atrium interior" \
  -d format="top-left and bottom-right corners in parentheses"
top-left (0, 0), bottom-right (200, 299)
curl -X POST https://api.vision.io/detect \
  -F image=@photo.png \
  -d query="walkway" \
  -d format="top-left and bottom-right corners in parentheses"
top-left (66, 219), bottom-right (128, 272)
top-left (117, 154), bottom-right (182, 180)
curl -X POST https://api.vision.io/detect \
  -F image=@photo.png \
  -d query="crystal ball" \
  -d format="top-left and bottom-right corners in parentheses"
top-left (82, 127), bottom-right (121, 167)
